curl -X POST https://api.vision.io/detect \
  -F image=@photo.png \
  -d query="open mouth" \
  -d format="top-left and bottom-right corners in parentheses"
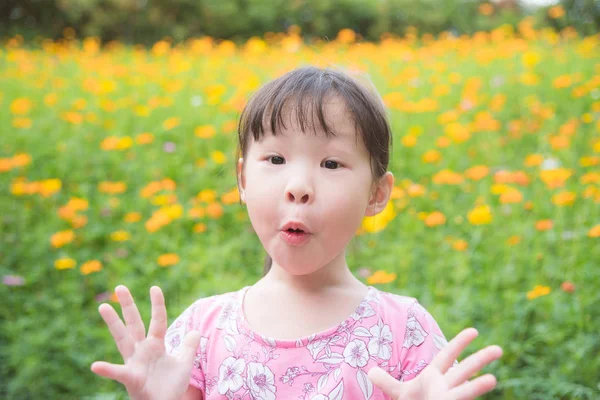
top-left (287, 228), bottom-right (304, 233)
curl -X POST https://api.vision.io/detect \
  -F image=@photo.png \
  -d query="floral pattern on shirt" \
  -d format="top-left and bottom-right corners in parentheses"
top-left (165, 286), bottom-right (451, 399)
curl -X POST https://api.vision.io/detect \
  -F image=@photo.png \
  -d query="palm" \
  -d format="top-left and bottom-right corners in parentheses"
top-left (368, 328), bottom-right (503, 400)
top-left (91, 285), bottom-right (201, 400)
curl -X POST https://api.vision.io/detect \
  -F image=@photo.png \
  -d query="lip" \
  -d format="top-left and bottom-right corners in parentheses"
top-left (280, 230), bottom-right (311, 246)
top-left (280, 221), bottom-right (311, 234)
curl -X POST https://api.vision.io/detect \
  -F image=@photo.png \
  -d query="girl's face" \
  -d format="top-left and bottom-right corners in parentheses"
top-left (238, 97), bottom-right (383, 276)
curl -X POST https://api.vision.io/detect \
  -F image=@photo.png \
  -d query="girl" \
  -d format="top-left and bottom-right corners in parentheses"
top-left (91, 66), bottom-right (503, 400)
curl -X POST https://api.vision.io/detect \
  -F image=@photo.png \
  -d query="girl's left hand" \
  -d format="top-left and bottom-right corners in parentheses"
top-left (368, 328), bottom-right (503, 400)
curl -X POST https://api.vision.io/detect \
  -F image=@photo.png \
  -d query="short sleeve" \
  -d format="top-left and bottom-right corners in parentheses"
top-left (164, 301), bottom-right (207, 391)
top-left (398, 300), bottom-right (456, 382)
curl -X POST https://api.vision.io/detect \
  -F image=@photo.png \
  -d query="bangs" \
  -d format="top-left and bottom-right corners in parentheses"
top-left (240, 73), bottom-right (351, 142)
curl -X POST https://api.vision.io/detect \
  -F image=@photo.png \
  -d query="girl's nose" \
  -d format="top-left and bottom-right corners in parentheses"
top-left (287, 190), bottom-right (312, 204)
top-left (286, 182), bottom-right (314, 204)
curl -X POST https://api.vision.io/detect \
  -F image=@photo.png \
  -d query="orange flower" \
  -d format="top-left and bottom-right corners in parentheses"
top-left (81, 260), bottom-right (103, 275)
top-left (500, 189), bottom-right (523, 204)
top-left (588, 225), bottom-right (600, 237)
top-left (507, 236), bottom-right (521, 246)
top-left (479, 3), bottom-right (494, 16)
top-left (337, 28), bottom-right (356, 44)
top-left (157, 253), bottom-right (179, 267)
top-left (535, 219), bottom-right (553, 231)
top-left (548, 5), bottom-right (565, 19)
top-left (561, 281), bottom-right (576, 293)
top-left (422, 149), bottom-right (442, 164)
top-left (51, 230), bottom-right (75, 248)
top-left (367, 270), bottom-right (397, 285)
top-left (124, 212), bottom-right (141, 223)
top-left (206, 202), bottom-right (224, 219)
top-left (432, 169), bottom-right (464, 185)
top-left (452, 239), bottom-right (468, 251)
top-left (135, 133), bottom-right (154, 144)
top-left (193, 223), bottom-right (207, 233)
top-left (424, 211), bottom-right (446, 227)
top-left (465, 165), bottom-right (489, 181)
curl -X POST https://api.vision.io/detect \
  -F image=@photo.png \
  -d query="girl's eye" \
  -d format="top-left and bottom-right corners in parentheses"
top-left (268, 156), bottom-right (285, 165)
top-left (323, 160), bottom-right (341, 169)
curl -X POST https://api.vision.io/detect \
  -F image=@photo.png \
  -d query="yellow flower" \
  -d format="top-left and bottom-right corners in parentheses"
top-left (110, 230), bottom-right (131, 242)
top-left (467, 205), bottom-right (493, 225)
top-left (197, 189), bottom-right (217, 203)
top-left (195, 125), bottom-right (216, 139)
top-left (162, 117), bottom-right (180, 131)
top-left (552, 191), bottom-right (576, 206)
top-left (527, 285), bottom-right (551, 300)
top-left (401, 135), bottom-right (417, 147)
top-left (524, 154), bottom-right (543, 167)
top-left (124, 212), bottom-right (142, 223)
top-left (10, 98), bottom-right (32, 115)
top-left (81, 260), bottom-right (102, 275)
top-left (422, 149), bottom-right (442, 163)
top-left (211, 151), bottom-right (227, 164)
top-left (55, 258), bottom-right (76, 270)
top-left (361, 202), bottom-right (397, 233)
top-left (158, 253), bottom-right (179, 267)
top-left (13, 118), bottom-right (32, 128)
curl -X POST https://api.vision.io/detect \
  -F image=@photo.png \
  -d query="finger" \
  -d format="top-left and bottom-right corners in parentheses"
top-left (90, 361), bottom-right (130, 385)
top-left (147, 286), bottom-right (168, 340)
top-left (116, 285), bottom-right (146, 342)
top-left (451, 374), bottom-right (498, 400)
top-left (98, 303), bottom-right (135, 360)
top-left (430, 328), bottom-right (479, 373)
top-left (178, 331), bottom-right (202, 370)
top-left (445, 345), bottom-right (503, 388)
top-left (367, 367), bottom-right (402, 398)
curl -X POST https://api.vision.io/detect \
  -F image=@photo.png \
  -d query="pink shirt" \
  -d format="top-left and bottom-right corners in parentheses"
top-left (165, 285), bottom-right (451, 400)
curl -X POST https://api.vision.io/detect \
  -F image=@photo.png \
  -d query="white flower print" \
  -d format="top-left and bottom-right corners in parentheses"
top-left (216, 299), bottom-right (240, 335)
top-left (367, 319), bottom-right (393, 360)
top-left (307, 335), bottom-right (343, 360)
top-left (403, 312), bottom-right (428, 349)
top-left (246, 362), bottom-right (277, 400)
top-left (350, 302), bottom-right (376, 321)
top-left (218, 356), bottom-right (246, 395)
top-left (343, 339), bottom-right (369, 368)
top-left (311, 380), bottom-right (344, 400)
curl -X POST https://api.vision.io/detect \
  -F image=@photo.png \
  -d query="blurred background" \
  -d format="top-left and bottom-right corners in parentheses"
top-left (1, 0), bottom-right (599, 399)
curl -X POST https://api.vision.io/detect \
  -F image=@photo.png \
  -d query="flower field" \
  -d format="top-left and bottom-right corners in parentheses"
top-left (1, 21), bottom-right (599, 399)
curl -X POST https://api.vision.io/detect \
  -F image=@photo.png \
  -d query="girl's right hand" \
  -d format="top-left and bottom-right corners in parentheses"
top-left (91, 285), bottom-right (202, 400)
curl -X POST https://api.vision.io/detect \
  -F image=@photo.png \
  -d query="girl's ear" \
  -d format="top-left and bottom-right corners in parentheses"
top-left (237, 158), bottom-right (246, 202)
top-left (365, 172), bottom-right (394, 217)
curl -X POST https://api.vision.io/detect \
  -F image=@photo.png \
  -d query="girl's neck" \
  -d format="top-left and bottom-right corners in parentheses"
top-left (258, 253), bottom-right (366, 295)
